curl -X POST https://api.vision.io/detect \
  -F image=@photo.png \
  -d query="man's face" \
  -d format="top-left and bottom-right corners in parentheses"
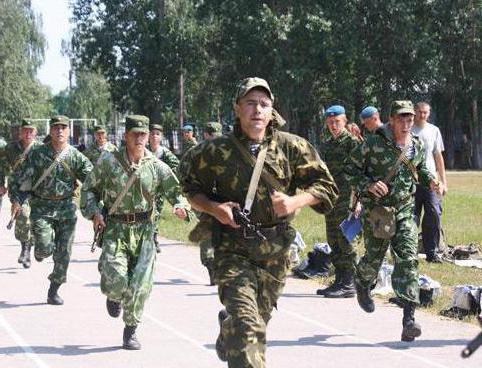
top-left (182, 130), bottom-right (193, 140)
top-left (415, 105), bottom-right (430, 123)
top-left (149, 129), bottom-right (162, 146)
top-left (391, 113), bottom-right (414, 138)
top-left (326, 114), bottom-right (347, 138)
top-left (363, 113), bottom-right (381, 132)
top-left (234, 89), bottom-right (273, 140)
top-left (20, 127), bottom-right (37, 143)
top-left (94, 131), bottom-right (107, 146)
top-left (50, 125), bottom-right (69, 145)
top-left (125, 130), bottom-right (148, 152)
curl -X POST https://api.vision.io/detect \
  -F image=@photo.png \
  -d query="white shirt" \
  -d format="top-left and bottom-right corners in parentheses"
top-left (411, 122), bottom-right (444, 177)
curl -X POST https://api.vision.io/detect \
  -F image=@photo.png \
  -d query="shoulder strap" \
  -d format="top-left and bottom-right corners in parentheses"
top-left (32, 146), bottom-right (70, 191)
top-left (378, 133), bottom-right (418, 183)
top-left (227, 132), bottom-right (284, 192)
top-left (243, 145), bottom-right (268, 214)
top-left (11, 142), bottom-right (34, 171)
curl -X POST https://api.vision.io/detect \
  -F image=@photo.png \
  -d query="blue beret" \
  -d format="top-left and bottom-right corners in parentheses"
top-left (360, 106), bottom-right (378, 119)
top-left (182, 124), bottom-right (194, 131)
top-left (325, 105), bottom-right (345, 117)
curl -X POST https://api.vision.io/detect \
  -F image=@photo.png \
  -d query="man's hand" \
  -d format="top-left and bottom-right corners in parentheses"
top-left (173, 207), bottom-right (187, 220)
top-left (368, 181), bottom-right (389, 199)
top-left (271, 191), bottom-right (299, 217)
top-left (212, 202), bottom-right (240, 228)
top-left (0, 186), bottom-right (7, 196)
top-left (93, 212), bottom-right (106, 232)
top-left (347, 123), bottom-right (363, 140)
top-left (11, 202), bottom-right (21, 217)
top-left (430, 180), bottom-right (444, 197)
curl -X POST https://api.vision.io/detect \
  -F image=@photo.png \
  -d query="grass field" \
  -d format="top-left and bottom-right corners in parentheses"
top-left (159, 171), bottom-right (482, 322)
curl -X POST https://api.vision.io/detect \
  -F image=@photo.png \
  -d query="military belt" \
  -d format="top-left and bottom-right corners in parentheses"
top-left (32, 193), bottom-right (71, 201)
top-left (109, 211), bottom-right (151, 224)
top-left (222, 222), bottom-right (288, 241)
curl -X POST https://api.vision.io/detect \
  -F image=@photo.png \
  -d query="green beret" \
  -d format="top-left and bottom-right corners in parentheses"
top-left (149, 123), bottom-right (163, 132)
top-left (390, 100), bottom-right (415, 116)
top-left (125, 115), bottom-right (149, 133)
top-left (21, 118), bottom-right (35, 128)
top-left (235, 77), bottom-right (274, 103)
top-left (50, 115), bottom-right (70, 126)
top-left (93, 125), bottom-right (106, 133)
top-left (205, 122), bottom-right (222, 134)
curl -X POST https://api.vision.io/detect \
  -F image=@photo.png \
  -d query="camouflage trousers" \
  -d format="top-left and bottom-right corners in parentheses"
top-left (199, 239), bottom-right (214, 267)
top-left (326, 194), bottom-right (359, 273)
top-left (356, 203), bottom-right (420, 304)
top-left (15, 201), bottom-right (32, 244)
top-left (215, 251), bottom-right (289, 368)
top-left (31, 216), bottom-right (77, 284)
top-left (99, 221), bottom-right (156, 326)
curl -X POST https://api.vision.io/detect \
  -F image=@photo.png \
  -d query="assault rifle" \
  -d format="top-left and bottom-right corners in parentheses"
top-left (462, 317), bottom-right (482, 358)
top-left (232, 207), bottom-right (266, 242)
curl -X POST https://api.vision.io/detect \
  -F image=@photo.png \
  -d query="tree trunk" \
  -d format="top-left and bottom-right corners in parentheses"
top-left (470, 96), bottom-right (482, 169)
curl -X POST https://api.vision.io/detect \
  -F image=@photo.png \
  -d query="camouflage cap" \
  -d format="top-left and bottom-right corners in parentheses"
top-left (235, 77), bottom-right (274, 103)
top-left (21, 118), bottom-right (35, 128)
top-left (50, 115), bottom-right (70, 126)
top-left (93, 125), bottom-right (106, 133)
top-left (149, 123), bottom-right (163, 132)
top-left (125, 115), bottom-right (149, 133)
top-left (205, 122), bottom-right (222, 134)
top-left (390, 100), bottom-right (415, 116)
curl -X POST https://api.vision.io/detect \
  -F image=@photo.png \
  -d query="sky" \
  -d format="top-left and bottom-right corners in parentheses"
top-left (31, 0), bottom-right (72, 94)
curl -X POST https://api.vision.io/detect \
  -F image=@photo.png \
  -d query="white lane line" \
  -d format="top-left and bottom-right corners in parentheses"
top-left (157, 261), bottom-right (207, 284)
top-left (69, 269), bottom-right (216, 357)
top-left (0, 313), bottom-right (50, 368)
top-left (280, 308), bottom-right (450, 368)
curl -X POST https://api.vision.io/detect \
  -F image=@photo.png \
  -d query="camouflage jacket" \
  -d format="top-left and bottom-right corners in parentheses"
top-left (0, 140), bottom-right (41, 187)
top-left (9, 143), bottom-right (92, 219)
top-left (148, 144), bottom-right (180, 172)
top-left (319, 129), bottom-right (359, 196)
top-left (80, 147), bottom-right (190, 220)
top-left (181, 137), bottom-right (198, 157)
top-left (179, 124), bottom-right (338, 226)
top-left (83, 141), bottom-right (117, 165)
top-left (344, 124), bottom-right (435, 209)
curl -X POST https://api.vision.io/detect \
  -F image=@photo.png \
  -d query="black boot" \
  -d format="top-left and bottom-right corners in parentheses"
top-left (123, 325), bottom-right (141, 350)
top-left (401, 302), bottom-right (422, 342)
top-left (18, 242), bottom-right (28, 264)
top-left (215, 309), bottom-right (228, 362)
top-left (355, 281), bottom-right (375, 313)
top-left (316, 270), bottom-right (341, 295)
top-left (22, 243), bottom-right (31, 269)
top-left (324, 270), bottom-right (356, 298)
top-left (106, 298), bottom-right (121, 318)
top-left (47, 282), bottom-right (64, 305)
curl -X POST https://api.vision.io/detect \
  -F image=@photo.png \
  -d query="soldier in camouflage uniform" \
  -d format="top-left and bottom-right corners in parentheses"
top-left (148, 123), bottom-right (180, 253)
top-left (83, 125), bottom-right (117, 165)
top-left (198, 121), bottom-right (223, 285)
top-left (344, 101), bottom-right (442, 342)
top-left (359, 106), bottom-right (383, 135)
top-left (179, 77), bottom-right (338, 367)
top-left (81, 115), bottom-right (191, 350)
top-left (10, 115), bottom-right (93, 305)
top-left (180, 124), bottom-right (197, 157)
top-left (316, 105), bottom-right (361, 298)
top-left (0, 119), bottom-right (41, 268)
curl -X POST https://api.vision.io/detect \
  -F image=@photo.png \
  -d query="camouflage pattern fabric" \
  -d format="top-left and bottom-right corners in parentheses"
top-left (344, 124), bottom-right (435, 304)
top-left (0, 140), bottom-right (41, 244)
top-left (181, 137), bottom-right (197, 157)
top-left (148, 144), bottom-right (180, 220)
top-left (10, 143), bottom-right (92, 284)
top-left (83, 141), bottom-right (117, 165)
top-left (319, 129), bottom-right (361, 273)
top-left (199, 238), bottom-right (215, 267)
top-left (80, 147), bottom-right (191, 326)
top-left (179, 123), bottom-right (338, 367)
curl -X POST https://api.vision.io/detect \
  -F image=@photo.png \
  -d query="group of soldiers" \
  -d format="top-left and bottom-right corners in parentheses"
top-left (0, 77), bottom-right (443, 367)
